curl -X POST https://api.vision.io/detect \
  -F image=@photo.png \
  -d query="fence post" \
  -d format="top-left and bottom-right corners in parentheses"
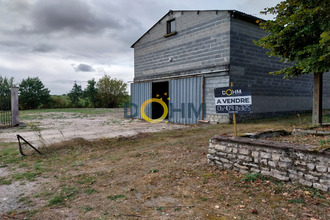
top-left (11, 87), bottom-right (19, 126)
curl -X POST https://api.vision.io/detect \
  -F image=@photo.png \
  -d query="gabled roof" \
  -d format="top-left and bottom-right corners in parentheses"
top-left (130, 10), bottom-right (264, 48)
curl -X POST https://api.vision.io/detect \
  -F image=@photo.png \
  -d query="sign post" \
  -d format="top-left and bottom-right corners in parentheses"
top-left (214, 85), bottom-right (252, 136)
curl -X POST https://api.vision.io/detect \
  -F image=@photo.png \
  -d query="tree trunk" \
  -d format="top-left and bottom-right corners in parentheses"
top-left (312, 72), bottom-right (323, 126)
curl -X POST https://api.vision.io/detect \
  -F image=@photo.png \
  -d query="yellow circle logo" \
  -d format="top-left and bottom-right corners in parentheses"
top-left (225, 89), bottom-right (233, 96)
top-left (141, 98), bottom-right (168, 123)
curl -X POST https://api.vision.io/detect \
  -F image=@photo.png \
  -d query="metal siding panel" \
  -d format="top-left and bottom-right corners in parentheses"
top-left (169, 76), bottom-right (202, 124)
top-left (131, 82), bottom-right (151, 119)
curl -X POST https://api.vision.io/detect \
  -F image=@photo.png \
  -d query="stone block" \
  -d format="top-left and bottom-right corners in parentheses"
top-left (238, 155), bottom-right (252, 162)
top-left (250, 168), bottom-right (261, 173)
top-left (227, 154), bottom-right (237, 159)
top-left (316, 165), bottom-right (327, 173)
top-left (299, 179), bottom-right (313, 187)
top-left (219, 157), bottom-right (229, 163)
top-left (216, 152), bottom-right (227, 157)
top-left (251, 151), bottom-right (259, 158)
top-left (240, 169), bottom-right (249, 174)
top-left (304, 174), bottom-right (319, 181)
top-left (232, 148), bottom-right (238, 154)
top-left (289, 174), bottom-right (299, 180)
top-left (261, 170), bottom-right (271, 176)
top-left (313, 183), bottom-right (328, 192)
top-left (208, 159), bottom-right (215, 165)
top-left (215, 144), bottom-right (227, 151)
top-left (260, 159), bottom-right (268, 166)
top-left (208, 149), bottom-right (216, 154)
top-left (234, 163), bottom-right (248, 170)
top-left (207, 154), bottom-right (214, 160)
top-left (319, 179), bottom-right (330, 186)
top-left (223, 163), bottom-right (233, 169)
top-left (307, 163), bottom-right (315, 170)
top-left (215, 161), bottom-right (223, 166)
top-left (278, 162), bottom-right (291, 169)
top-left (288, 169), bottom-right (297, 174)
top-left (279, 157), bottom-right (292, 163)
top-left (225, 147), bottom-right (233, 153)
top-left (268, 160), bottom-right (277, 167)
top-left (272, 153), bottom-right (280, 161)
top-left (260, 152), bottom-right (271, 159)
top-left (243, 162), bottom-right (259, 168)
top-left (238, 148), bottom-right (250, 155)
top-left (274, 173), bottom-right (289, 181)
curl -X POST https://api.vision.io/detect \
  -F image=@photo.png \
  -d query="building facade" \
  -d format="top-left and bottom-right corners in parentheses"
top-left (131, 10), bottom-right (330, 124)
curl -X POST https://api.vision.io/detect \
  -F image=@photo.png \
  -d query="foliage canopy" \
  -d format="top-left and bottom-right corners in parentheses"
top-left (256, 0), bottom-right (330, 77)
top-left (19, 77), bottom-right (51, 110)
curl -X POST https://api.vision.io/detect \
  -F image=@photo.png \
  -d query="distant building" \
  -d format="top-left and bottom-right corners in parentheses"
top-left (131, 10), bottom-right (330, 124)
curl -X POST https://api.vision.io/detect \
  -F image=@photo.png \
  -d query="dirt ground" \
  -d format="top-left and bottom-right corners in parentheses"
top-left (0, 110), bottom-right (329, 219)
top-left (0, 108), bottom-right (186, 147)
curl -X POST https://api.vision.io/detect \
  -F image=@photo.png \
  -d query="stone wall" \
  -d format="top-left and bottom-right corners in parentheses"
top-left (208, 135), bottom-right (330, 191)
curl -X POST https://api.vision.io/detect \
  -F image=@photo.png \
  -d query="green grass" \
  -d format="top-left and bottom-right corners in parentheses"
top-left (12, 171), bottom-right (38, 181)
top-left (288, 198), bottom-right (305, 204)
top-left (107, 194), bottom-right (126, 201)
top-left (320, 139), bottom-right (330, 145)
top-left (241, 173), bottom-right (266, 182)
top-left (48, 187), bottom-right (78, 206)
top-left (85, 188), bottom-right (98, 195)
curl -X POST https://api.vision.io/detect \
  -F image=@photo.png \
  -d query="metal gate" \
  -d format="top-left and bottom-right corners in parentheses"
top-left (0, 89), bottom-right (11, 128)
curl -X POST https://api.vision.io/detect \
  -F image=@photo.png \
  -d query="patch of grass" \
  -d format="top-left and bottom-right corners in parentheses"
top-left (12, 171), bottom-right (38, 181)
top-left (107, 194), bottom-right (126, 201)
top-left (85, 188), bottom-right (98, 195)
top-left (48, 187), bottom-right (78, 206)
top-left (241, 173), bottom-right (266, 182)
top-left (48, 195), bottom-right (65, 206)
top-left (0, 177), bottom-right (12, 185)
top-left (76, 174), bottom-right (96, 185)
top-left (320, 139), bottom-right (330, 146)
top-left (156, 206), bottom-right (163, 211)
top-left (0, 146), bottom-right (20, 165)
top-left (82, 205), bottom-right (94, 213)
top-left (288, 198), bottom-right (304, 204)
top-left (149, 169), bottom-right (158, 173)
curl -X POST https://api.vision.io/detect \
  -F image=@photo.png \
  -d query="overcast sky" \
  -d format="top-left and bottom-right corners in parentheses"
top-left (0, 0), bottom-right (282, 95)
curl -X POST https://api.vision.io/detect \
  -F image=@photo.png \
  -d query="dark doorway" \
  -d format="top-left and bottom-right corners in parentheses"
top-left (152, 81), bottom-right (169, 119)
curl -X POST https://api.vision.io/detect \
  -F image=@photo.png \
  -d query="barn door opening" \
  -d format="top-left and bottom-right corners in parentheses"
top-left (152, 81), bottom-right (169, 119)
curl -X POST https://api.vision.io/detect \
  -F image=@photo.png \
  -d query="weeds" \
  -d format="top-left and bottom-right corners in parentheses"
top-left (320, 139), bottom-right (330, 146)
top-left (241, 173), bottom-right (266, 182)
top-left (288, 198), bottom-right (304, 204)
top-left (48, 187), bottom-right (78, 206)
top-left (85, 188), bottom-right (98, 195)
top-left (149, 169), bottom-right (158, 173)
top-left (12, 171), bottom-right (38, 181)
top-left (107, 194), bottom-right (126, 201)
top-left (82, 206), bottom-right (94, 213)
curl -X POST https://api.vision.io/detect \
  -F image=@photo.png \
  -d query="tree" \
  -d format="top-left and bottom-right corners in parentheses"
top-left (0, 76), bottom-right (15, 110)
top-left (97, 75), bottom-right (128, 108)
top-left (256, 0), bottom-right (330, 125)
top-left (19, 77), bottom-right (51, 110)
top-left (0, 75), bottom-right (15, 91)
top-left (68, 81), bottom-right (83, 107)
top-left (84, 78), bottom-right (98, 107)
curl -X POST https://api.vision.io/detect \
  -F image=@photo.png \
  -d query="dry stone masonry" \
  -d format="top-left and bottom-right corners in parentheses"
top-left (208, 136), bottom-right (330, 191)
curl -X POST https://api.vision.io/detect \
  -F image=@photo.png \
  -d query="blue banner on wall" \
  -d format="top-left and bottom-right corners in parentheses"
top-left (214, 86), bottom-right (252, 114)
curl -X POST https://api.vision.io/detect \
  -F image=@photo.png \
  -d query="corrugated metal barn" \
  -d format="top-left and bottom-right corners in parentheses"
top-left (130, 10), bottom-right (330, 124)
